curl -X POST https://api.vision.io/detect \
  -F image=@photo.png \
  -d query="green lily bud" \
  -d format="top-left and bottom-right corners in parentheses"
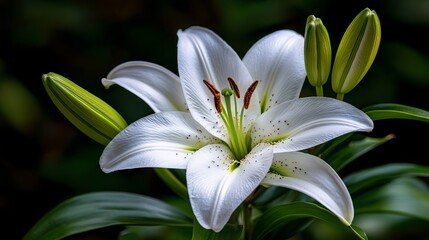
top-left (42, 72), bottom-right (127, 145)
top-left (331, 8), bottom-right (381, 100)
top-left (304, 15), bottom-right (332, 96)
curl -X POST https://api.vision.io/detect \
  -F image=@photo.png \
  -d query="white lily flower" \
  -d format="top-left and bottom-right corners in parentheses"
top-left (100, 26), bottom-right (373, 232)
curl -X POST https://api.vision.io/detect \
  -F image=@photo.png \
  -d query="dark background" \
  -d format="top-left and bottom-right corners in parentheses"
top-left (1, 0), bottom-right (428, 239)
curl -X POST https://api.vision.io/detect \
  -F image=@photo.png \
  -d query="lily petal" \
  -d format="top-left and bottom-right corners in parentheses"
top-left (100, 111), bottom-right (220, 173)
top-left (178, 26), bottom-right (260, 143)
top-left (262, 152), bottom-right (354, 225)
top-left (243, 30), bottom-right (306, 113)
top-left (251, 97), bottom-right (373, 152)
top-left (102, 61), bottom-right (187, 112)
top-left (187, 143), bottom-right (273, 232)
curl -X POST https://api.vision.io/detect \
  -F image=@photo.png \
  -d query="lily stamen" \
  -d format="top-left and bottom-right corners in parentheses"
top-left (203, 79), bottom-right (223, 113)
top-left (227, 77), bottom-right (240, 98)
top-left (203, 79), bottom-right (220, 96)
top-left (203, 78), bottom-right (261, 160)
top-left (244, 80), bottom-right (259, 109)
top-left (214, 93), bottom-right (222, 113)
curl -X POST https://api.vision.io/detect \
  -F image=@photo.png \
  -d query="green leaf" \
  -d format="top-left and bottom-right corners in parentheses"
top-left (192, 220), bottom-right (242, 240)
top-left (344, 163), bottom-right (429, 195)
top-left (325, 134), bottom-right (394, 171)
top-left (119, 225), bottom-right (192, 240)
top-left (317, 133), bottom-right (353, 159)
top-left (363, 103), bottom-right (429, 123)
top-left (24, 192), bottom-right (193, 240)
top-left (252, 202), bottom-right (367, 240)
top-left (354, 177), bottom-right (429, 221)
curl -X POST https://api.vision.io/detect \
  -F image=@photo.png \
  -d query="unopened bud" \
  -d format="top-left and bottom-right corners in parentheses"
top-left (331, 8), bottom-right (381, 99)
top-left (304, 15), bottom-right (332, 96)
top-left (42, 72), bottom-right (127, 145)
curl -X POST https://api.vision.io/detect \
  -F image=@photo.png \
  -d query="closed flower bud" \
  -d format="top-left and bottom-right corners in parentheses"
top-left (42, 72), bottom-right (127, 145)
top-left (304, 15), bottom-right (332, 96)
top-left (331, 8), bottom-right (381, 100)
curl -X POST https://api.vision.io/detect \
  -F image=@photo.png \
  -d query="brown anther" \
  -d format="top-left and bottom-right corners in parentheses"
top-left (244, 80), bottom-right (259, 109)
top-left (214, 93), bottom-right (222, 113)
top-left (227, 77), bottom-right (240, 98)
top-left (203, 80), bottom-right (220, 96)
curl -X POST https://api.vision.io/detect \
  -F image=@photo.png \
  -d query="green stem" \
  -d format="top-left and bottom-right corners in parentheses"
top-left (243, 202), bottom-right (253, 240)
top-left (315, 85), bottom-right (324, 96)
top-left (336, 92), bottom-right (344, 101)
top-left (153, 168), bottom-right (188, 199)
top-left (242, 186), bottom-right (266, 240)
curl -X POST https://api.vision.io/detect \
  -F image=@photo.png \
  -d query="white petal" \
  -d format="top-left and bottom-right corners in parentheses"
top-left (177, 26), bottom-right (260, 143)
top-left (262, 152), bottom-right (354, 225)
top-left (100, 111), bottom-right (220, 172)
top-left (102, 61), bottom-right (187, 112)
top-left (243, 30), bottom-right (306, 113)
top-left (251, 97), bottom-right (373, 152)
top-left (187, 143), bottom-right (273, 232)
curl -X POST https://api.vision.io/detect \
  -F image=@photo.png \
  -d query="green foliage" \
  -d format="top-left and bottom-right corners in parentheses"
top-left (364, 103), bottom-right (429, 122)
top-left (252, 202), bottom-right (367, 240)
top-left (192, 221), bottom-right (243, 240)
top-left (353, 177), bottom-right (429, 221)
top-left (345, 163), bottom-right (429, 194)
top-left (324, 135), bottom-right (394, 171)
top-left (23, 192), bottom-right (193, 240)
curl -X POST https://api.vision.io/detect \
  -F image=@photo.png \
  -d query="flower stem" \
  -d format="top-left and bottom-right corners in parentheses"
top-left (316, 85), bottom-right (324, 96)
top-left (336, 92), bottom-right (344, 101)
top-left (243, 202), bottom-right (253, 240)
top-left (242, 186), bottom-right (266, 240)
top-left (153, 168), bottom-right (188, 199)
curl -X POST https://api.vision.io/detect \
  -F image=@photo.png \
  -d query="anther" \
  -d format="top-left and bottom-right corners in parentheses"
top-left (244, 80), bottom-right (259, 109)
top-left (227, 77), bottom-right (240, 98)
top-left (213, 93), bottom-right (222, 113)
top-left (203, 80), bottom-right (220, 96)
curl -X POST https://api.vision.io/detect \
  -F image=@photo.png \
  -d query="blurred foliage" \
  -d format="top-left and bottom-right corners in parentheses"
top-left (0, 0), bottom-right (428, 239)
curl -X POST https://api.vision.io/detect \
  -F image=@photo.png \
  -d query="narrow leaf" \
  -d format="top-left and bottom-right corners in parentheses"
top-left (24, 192), bottom-right (192, 240)
top-left (317, 133), bottom-right (353, 158)
top-left (253, 202), bottom-right (367, 240)
top-left (354, 177), bottom-right (429, 221)
top-left (344, 163), bottom-right (429, 194)
top-left (325, 134), bottom-right (394, 171)
top-left (364, 103), bottom-right (429, 123)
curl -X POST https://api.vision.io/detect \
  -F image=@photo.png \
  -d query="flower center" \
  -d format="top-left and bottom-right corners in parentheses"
top-left (203, 77), bottom-right (259, 160)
